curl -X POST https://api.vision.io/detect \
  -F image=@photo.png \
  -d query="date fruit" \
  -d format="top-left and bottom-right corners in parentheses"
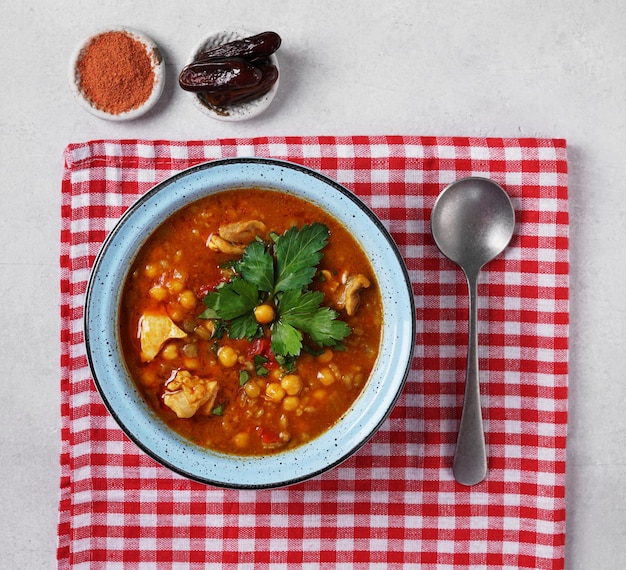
top-left (195, 31), bottom-right (281, 63)
top-left (179, 58), bottom-right (262, 93)
top-left (201, 64), bottom-right (279, 107)
top-left (180, 31), bottom-right (281, 110)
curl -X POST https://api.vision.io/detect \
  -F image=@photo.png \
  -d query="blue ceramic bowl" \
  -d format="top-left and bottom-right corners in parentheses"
top-left (85, 157), bottom-right (415, 488)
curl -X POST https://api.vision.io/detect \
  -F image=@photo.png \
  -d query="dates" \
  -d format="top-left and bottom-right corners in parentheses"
top-left (179, 31), bottom-right (281, 108)
top-left (179, 59), bottom-right (262, 93)
top-left (200, 64), bottom-right (279, 106)
top-left (195, 31), bottom-right (281, 63)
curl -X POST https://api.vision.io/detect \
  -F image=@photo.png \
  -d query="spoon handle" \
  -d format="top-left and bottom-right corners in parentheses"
top-left (453, 271), bottom-right (488, 485)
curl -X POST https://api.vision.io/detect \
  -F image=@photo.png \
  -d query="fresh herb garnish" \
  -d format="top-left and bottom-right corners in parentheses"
top-left (239, 370), bottom-right (250, 386)
top-left (253, 354), bottom-right (269, 376)
top-left (199, 223), bottom-right (351, 361)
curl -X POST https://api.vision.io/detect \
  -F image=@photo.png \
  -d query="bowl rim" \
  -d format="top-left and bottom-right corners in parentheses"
top-left (84, 157), bottom-right (416, 488)
top-left (68, 26), bottom-right (165, 121)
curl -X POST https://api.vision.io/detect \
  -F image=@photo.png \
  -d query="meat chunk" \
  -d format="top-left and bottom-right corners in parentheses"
top-left (218, 220), bottom-right (266, 244)
top-left (162, 370), bottom-right (219, 419)
top-left (207, 234), bottom-right (247, 255)
top-left (337, 274), bottom-right (371, 316)
top-left (207, 220), bottom-right (266, 255)
top-left (139, 311), bottom-right (187, 362)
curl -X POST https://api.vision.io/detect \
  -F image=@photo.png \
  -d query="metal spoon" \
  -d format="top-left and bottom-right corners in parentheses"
top-left (430, 177), bottom-right (515, 485)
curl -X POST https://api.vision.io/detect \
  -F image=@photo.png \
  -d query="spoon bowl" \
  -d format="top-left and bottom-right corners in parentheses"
top-left (431, 177), bottom-right (515, 485)
top-left (431, 178), bottom-right (515, 271)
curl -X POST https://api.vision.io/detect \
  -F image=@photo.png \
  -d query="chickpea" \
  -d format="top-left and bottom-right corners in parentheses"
top-left (317, 367), bottom-right (336, 386)
top-left (254, 304), bottom-right (275, 324)
top-left (312, 388), bottom-right (327, 401)
top-left (168, 302), bottom-right (184, 322)
top-left (183, 357), bottom-right (200, 370)
top-left (167, 278), bottom-right (184, 294)
top-left (217, 345), bottom-right (238, 368)
top-left (144, 263), bottom-right (159, 278)
top-left (265, 382), bottom-right (286, 403)
top-left (161, 343), bottom-right (179, 361)
top-left (139, 369), bottom-right (158, 387)
top-left (281, 374), bottom-right (302, 396)
top-left (149, 285), bottom-right (168, 301)
top-left (244, 381), bottom-right (262, 399)
top-left (232, 432), bottom-right (250, 449)
top-left (178, 289), bottom-right (197, 310)
top-left (282, 396), bottom-right (300, 412)
top-left (317, 349), bottom-right (334, 364)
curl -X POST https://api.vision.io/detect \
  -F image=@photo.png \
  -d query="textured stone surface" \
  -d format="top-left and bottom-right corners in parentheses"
top-left (1, 1), bottom-right (625, 568)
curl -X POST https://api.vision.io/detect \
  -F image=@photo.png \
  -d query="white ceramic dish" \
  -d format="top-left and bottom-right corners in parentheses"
top-left (68, 26), bottom-right (165, 121)
top-left (185, 29), bottom-right (280, 121)
top-left (84, 158), bottom-right (415, 489)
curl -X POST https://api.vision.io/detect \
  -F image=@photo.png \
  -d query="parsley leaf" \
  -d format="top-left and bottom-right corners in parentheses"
top-left (203, 279), bottom-right (259, 320)
top-left (228, 312), bottom-right (261, 340)
top-left (200, 223), bottom-right (352, 362)
top-left (277, 289), bottom-right (351, 348)
top-left (239, 240), bottom-right (274, 293)
top-left (274, 223), bottom-right (329, 293)
top-left (271, 320), bottom-right (303, 357)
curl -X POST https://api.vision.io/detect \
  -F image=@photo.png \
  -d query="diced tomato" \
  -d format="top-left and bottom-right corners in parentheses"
top-left (197, 274), bottom-right (230, 298)
top-left (255, 426), bottom-right (280, 445)
top-left (248, 337), bottom-right (270, 356)
top-left (246, 337), bottom-right (278, 368)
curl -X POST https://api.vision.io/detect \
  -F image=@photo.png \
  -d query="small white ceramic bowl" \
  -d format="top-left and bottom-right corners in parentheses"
top-left (185, 29), bottom-right (280, 121)
top-left (69, 26), bottom-right (165, 121)
top-left (85, 158), bottom-right (415, 489)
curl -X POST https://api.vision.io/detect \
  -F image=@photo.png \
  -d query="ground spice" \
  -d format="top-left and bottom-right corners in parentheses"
top-left (77, 30), bottom-right (155, 115)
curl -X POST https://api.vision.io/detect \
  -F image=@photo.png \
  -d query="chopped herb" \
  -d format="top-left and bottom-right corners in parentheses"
top-left (254, 354), bottom-right (268, 365)
top-left (253, 354), bottom-right (269, 376)
top-left (212, 403), bottom-right (226, 416)
top-left (239, 370), bottom-right (250, 386)
top-left (200, 223), bottom-right (351, 362)
top-left (275, 354), bottom-right (296, 373)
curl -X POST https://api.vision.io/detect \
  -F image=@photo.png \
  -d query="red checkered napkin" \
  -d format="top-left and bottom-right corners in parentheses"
top-left (58, 136), bottom-right (568, 569)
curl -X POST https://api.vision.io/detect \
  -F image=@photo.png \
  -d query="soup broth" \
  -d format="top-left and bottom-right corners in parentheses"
top-left (120, 188), bottom-right (382, 456)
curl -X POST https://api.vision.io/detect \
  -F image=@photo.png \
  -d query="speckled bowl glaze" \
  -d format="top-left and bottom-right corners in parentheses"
top-left (69, 26), bottom-right (165, 121)
top-left (185, 29), bottom-right (280, 121)
top-left (85, 158), bottom-right (415, 489)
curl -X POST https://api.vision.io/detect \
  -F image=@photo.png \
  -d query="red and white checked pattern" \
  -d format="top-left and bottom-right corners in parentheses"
top-left (58, 136), bottom-right (569, 569)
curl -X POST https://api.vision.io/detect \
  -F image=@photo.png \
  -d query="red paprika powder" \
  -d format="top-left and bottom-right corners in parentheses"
top-left (77, 30), bottom-right (155, 115)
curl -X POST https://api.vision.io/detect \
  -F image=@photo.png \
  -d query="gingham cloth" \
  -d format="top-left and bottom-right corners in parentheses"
top-left (58, 136), bottom-right (569, 569)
